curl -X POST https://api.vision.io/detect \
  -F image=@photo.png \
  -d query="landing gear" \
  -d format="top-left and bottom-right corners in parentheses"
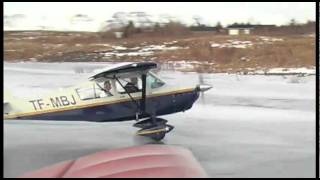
top-left (134, 118), bottom-right (174, 141)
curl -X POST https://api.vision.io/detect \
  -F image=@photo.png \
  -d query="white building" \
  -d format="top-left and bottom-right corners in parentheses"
top-left (227, 25), bottom-right (254, 35)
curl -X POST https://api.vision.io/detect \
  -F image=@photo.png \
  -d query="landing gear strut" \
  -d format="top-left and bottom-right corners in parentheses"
top-left (134, 118), bottom-right (174, 141)
top-left (132, 73), bottom-right (174, 141)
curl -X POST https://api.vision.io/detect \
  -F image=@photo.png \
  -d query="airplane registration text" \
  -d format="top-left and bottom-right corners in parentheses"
top-left (29, 95), bottom-right (77, 110)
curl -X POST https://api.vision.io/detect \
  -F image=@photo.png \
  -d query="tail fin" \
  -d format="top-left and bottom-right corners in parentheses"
top-left (4, 90), bottom-right (15, 114)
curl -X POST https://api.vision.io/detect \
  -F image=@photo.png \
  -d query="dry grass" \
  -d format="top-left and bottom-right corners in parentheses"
top-left (167, 35), bottom-right (314, 64)
top-left (4, 31), bottom-right (315, 72)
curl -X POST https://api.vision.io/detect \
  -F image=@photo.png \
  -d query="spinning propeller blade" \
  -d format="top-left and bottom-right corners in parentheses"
top-left (197, 73), bottom-right (212, 103)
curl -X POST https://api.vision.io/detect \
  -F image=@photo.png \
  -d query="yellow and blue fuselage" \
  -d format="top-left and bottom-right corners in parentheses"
top-left (4, 86), bottom-right (199, 122)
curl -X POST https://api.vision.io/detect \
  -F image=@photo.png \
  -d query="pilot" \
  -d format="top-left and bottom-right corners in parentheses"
top-left (100, 81), bottom-right (113, 97)
top-left (124, 77), bottom-right (140, 93)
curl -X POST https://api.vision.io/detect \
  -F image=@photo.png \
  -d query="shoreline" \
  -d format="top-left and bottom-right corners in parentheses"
top-left (4, 60), bottom-right (315, 76)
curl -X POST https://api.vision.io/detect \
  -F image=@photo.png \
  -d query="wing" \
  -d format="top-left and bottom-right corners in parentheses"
top-left (89, 62), bottom-right (157, 81)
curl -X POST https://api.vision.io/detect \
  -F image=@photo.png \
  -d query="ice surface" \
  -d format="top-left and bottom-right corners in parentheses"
top-left (267, 67), bottom-right (315, 74)
top-left (3, 62), bottom-right (315, 178)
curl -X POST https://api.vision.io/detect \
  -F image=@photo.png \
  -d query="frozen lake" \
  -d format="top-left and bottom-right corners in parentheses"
top-left (3, 62), bottom-right (316, 178)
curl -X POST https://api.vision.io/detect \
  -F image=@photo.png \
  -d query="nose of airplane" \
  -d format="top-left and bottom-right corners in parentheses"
top-left (197, 84), bottom-right (212, 92)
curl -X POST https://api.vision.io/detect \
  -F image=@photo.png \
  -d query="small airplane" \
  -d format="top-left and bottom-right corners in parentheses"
top-left (4, 62), bottom-right (212, 140)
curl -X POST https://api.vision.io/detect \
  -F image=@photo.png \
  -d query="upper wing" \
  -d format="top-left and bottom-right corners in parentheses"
top-left (89, 62), bottom-right (157, 81)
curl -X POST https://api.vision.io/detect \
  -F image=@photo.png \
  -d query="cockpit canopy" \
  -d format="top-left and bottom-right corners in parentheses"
top-left (76, 68), bottom-right (165, 100)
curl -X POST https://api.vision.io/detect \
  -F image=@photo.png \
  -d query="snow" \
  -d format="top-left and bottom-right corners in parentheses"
top-left (258, 36), bottom-right (284, 42)
top-left (267, 67), bottom-right (315, 74)
top-left (210, 37), bottom-right (284, 49)
top-left (211, 40), bottom-right (253, 49)
top-left (100, 44), bottom-right (186, 58)
top-left (90, 44), bottom-right (110, 47)
top-left (112, 45), bottom-right (127, 50)
top-left (166, 61), bottom-right (195, 70)
top-left (250, 67), bottom-right (316, 75)
top-left (210, 43), bottom-right (220, 48)
top-left (240, 57), bottom-right (250, 62)
top-left (129, 46), bottom-right (141, 50)
top-left (161, 60), bottom-right (215, 72)
top-left (104, 51), bottom-right (154, 57)
top-left (127, 51), bottom-right (154, 56)
top-left (139, 45), bottom-right (185, 51)
top-left (163, 41), bottom-right (178, 45)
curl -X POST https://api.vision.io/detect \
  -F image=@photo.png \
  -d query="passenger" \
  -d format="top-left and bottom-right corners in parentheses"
top-left (124, 77), bottom-right (140, 93)
top-left (100, 81), bottom-right (113, 97)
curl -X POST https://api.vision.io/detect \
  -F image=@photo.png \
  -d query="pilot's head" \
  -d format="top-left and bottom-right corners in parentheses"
top-left (130, 77), bottom-right (138, 85)
top-left (104, 81), bottom-right (111, 91)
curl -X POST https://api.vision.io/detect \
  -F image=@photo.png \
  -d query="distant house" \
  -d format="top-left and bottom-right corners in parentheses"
top-left (114, 32), bottom-right (124, 38)
top-left (227, 24), bottom-right (254, 35)
top-left (227, 24), bottom-right (277, 35)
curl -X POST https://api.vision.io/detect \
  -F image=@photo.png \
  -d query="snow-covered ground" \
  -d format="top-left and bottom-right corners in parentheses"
top-left (3, 62), bottom-right (315, 177)
top-left (100, 43), bottom-right (188, 59)
top-left (210, 37), bottom-right (284, 49)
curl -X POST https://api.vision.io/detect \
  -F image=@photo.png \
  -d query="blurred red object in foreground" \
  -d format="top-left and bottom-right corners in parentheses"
top-left (19, 145), bottom-right (207, 178)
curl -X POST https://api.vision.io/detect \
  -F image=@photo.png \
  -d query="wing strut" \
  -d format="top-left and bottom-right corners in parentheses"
top-left (141, 73), bottom-right (147, 114)
top-left (114, 72), bottom-right (148, 121)
top-left (114, 76), bottom-right (141, 113)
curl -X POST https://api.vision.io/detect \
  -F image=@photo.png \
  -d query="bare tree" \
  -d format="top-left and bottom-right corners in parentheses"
top-left (193, 15), bottom-right (203, 26)
top-left (123, 21), bottom-right (135, 38)
top-left (215, 21), bottom-right (223, 31)
top-left (289, 18), bottom-right (298, 26)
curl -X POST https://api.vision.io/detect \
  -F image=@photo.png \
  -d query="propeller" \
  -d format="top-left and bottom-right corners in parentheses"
top-left (196, 73), bottom-right (212, 103)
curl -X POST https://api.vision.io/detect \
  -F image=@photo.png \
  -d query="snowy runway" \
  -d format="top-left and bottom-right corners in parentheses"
top-left (4, 62), bottom-right (315, 177)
